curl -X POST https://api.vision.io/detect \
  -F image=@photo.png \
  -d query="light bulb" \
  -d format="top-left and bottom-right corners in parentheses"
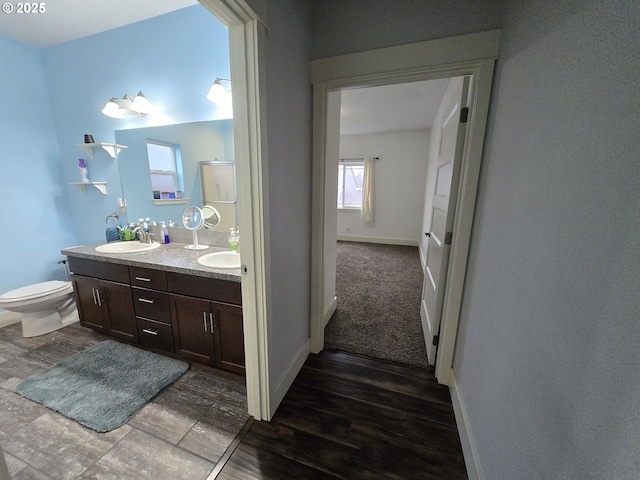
top-left (101, 98), bottom-right (125, 119)
top-left (206, 81), bottom-right (228, 104)
top-left (131, 91), bottom-right (152, 115)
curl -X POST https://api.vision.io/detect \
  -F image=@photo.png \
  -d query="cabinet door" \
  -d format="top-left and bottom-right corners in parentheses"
top-left (71, 274), bottom-right (109, 332)
top-left (170, 294), bottom-right (214, 365)
top-left (101, 280), bottom-right (137, 343)
top-left (212, 302), bottom-right (245, 374)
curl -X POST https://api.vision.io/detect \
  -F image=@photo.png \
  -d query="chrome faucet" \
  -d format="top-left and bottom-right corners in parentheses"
top-left (131, 226), bottom-right (154, 244)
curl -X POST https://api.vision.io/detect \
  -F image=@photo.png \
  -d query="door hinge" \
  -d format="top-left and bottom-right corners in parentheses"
top-left (460, 107), bottom-right (469, 123)
top-left (432, 335), bottom-right (440, 346)
top-left (445, 232), bottom-right (453, 245)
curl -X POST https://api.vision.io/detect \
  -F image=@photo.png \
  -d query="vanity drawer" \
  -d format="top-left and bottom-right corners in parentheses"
top-left (132, 287), bottom-right (171, 324)
top-left (129, 266), bottom-right (167, 290)
top-left (67, 257), bottom-right (129, 284)
top-left (167, 271), bottom-right (242, 305)
top-left (136, 318), bottom-right (174, 353)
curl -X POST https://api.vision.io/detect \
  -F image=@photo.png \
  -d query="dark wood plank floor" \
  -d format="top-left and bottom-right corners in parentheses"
top-left (216, 350), bottom-right (468, 479)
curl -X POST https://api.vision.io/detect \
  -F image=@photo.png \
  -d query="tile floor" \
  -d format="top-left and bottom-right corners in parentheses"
top-left (0, 322), bottom-right (249, 480)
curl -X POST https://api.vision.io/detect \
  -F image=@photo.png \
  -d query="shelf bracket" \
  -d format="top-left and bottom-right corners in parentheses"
top-left (75, 142), bottom-right (127, 159)
top-left (68, 182), bottom-right (108, 195)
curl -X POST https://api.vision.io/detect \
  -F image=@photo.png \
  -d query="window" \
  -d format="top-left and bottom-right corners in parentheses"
top-left (146, 141), bottom-right (184, 200)
top-left (337, 159), bottom-right (364, 209)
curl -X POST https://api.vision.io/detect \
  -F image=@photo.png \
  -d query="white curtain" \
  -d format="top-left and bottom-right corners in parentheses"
top-left (362, 156), bottom-right (374, 223)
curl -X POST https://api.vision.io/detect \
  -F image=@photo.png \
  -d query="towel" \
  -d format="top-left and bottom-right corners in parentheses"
top-left (105, 227), bottom-right (120, 242)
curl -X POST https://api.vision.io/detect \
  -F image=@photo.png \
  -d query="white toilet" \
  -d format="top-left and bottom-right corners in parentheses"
top-left (0, 281), bottom-right (79, 337)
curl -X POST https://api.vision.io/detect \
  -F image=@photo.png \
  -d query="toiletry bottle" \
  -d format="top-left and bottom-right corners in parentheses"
top-left (229, 228), bottom-right (238, 253)
top-left (161, 221), bottom-right (170, 244)
top-left (137, 218), bottom-right (144, 240)
top-left (78, 159), bottom-right (89, 183)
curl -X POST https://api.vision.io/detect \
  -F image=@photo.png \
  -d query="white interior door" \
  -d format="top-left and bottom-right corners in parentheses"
top-left (421, 77), bottom-right (469, 365)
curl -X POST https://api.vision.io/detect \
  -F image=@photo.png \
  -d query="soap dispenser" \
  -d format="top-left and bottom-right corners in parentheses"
top-left (228, 228), bottom-right (238, 253)
top-left (160, 221), bottom-right (170, 244)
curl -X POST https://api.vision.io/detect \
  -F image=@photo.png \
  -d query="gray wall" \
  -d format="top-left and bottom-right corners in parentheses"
top-left (264, 0), bottom-right (313, 385)
top-left (310, 0), bottom-right (504, 59)
top-left (310, 0), bottom-right (639, 477)
top-left (454, 1), bottom-right (640, 478)
top-left (338, 130), bottom-right (429, 244)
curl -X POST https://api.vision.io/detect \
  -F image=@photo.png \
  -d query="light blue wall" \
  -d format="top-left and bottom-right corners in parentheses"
top-left (41, 5), bottom-right (229, 245)
top-left (264, 0), bottom-right (313, 386)
top-left (0, 35), bottom-right (76, 298)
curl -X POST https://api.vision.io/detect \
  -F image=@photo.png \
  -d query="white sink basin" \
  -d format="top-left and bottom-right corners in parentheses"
top-left (95, 241), bottom-right (161, 254)
top-left (197, 251), bottom-right (241, 269)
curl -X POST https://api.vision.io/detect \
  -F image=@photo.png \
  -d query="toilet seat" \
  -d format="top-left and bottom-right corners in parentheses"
top-left (0, 281), bottom-right (71, 303)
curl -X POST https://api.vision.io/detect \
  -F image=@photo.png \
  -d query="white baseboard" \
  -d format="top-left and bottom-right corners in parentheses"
top-left (450, 370), bottom-right (484, 480)
top-left (270, 337), bottom-right (310, 418)
top-left (0, 311), bottom-right (20, 329)
top-left (336, 235), bottom-right (418, 246)
top-left (323, 296), bottom-right (337, 327)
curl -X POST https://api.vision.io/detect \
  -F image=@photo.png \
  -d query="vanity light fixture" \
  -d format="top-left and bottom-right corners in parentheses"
top-left (101, 91), bottom-right (153, 119)
top-left (206, 78), bottom-right (231, 105)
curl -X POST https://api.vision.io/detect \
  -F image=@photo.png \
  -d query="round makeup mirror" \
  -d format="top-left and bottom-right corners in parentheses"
top-left (182, 206), bottom-right (209, 250)
top-left (202, 205), bottom-right (221, 230)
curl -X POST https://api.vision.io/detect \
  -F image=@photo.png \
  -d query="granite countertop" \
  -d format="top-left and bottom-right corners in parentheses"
top-left (61, 242), bottom-right (241, 282)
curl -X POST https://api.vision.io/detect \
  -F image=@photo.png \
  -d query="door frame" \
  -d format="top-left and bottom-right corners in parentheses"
top-left (198, 0), bottom-right (271, 419)
top-left (310, 30), bottom-right (500, 384)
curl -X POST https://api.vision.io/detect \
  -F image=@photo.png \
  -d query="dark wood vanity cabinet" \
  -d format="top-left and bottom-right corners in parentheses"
top-left (168, 271), bottom-right (245, 374)
top-left (170, 294), bottom-right (215, 364)
top-left (130, 266), bottom-right (174, 354)
top-left (71, 274), bottom-right (109, 332)
top-left (67, 256), bottom-right (244, 375)
top-left (213, 301), bottom-right (245, 374)
top-left (170, 294), bottom-right (245, 374)
top-left (69, 259), bottom-right (137, 343)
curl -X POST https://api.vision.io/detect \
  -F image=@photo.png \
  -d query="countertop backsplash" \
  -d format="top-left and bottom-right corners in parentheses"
top-left (148, 225), bottom-right (230, 248)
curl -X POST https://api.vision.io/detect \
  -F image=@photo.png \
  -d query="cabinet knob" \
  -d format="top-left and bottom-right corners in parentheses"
top-left (209, 312), bottom-right (215, 332)
top-left (203, 312), bottom-right (209, 332)
top-left (138, 298), bottom-right (154, 304)
top-left (142, 328), bottom-right (159, 336)
top-left (135, 277), bottom-right (151, 282)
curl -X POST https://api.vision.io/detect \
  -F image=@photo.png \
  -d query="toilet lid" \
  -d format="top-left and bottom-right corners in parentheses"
top-left (0, 281), bottom-right (70, 302)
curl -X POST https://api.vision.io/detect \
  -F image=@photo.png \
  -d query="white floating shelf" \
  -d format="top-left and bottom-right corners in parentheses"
top-left (75, 142), bottom-right (128, 159)
top-left (68, 182), bottom-right (108, 195)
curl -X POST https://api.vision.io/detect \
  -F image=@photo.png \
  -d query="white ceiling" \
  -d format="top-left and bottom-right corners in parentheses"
top-left (340, 79), bottom-right (451, 136)
top-left (0, 0), bottom-right (198, 48)
top-left (0, 1), bottom-right (449, 136)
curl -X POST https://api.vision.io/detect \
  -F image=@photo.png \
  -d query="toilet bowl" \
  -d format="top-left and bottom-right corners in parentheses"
top-left (0, 281), bottom-right (79, 337)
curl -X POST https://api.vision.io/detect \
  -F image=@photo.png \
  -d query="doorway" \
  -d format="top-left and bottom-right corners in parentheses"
top-left (310, 30), bottom-right (500, 384)
top-left (324, 78), bottom-right (451, 368)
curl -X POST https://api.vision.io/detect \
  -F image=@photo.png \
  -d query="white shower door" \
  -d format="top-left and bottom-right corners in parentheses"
top-left (422, 77), bottom-right (469, 365)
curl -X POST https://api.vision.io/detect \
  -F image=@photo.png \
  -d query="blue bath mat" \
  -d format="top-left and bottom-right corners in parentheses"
top-left (15, 340), bottom-right (189, 432)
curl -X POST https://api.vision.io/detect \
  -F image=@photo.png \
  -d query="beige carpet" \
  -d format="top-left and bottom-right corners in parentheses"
top-left (324, 241), bottom-right (429, 368)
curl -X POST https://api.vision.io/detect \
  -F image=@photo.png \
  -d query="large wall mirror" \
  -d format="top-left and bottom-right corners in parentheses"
top-left (115, 119), bottom-right (235, 229)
